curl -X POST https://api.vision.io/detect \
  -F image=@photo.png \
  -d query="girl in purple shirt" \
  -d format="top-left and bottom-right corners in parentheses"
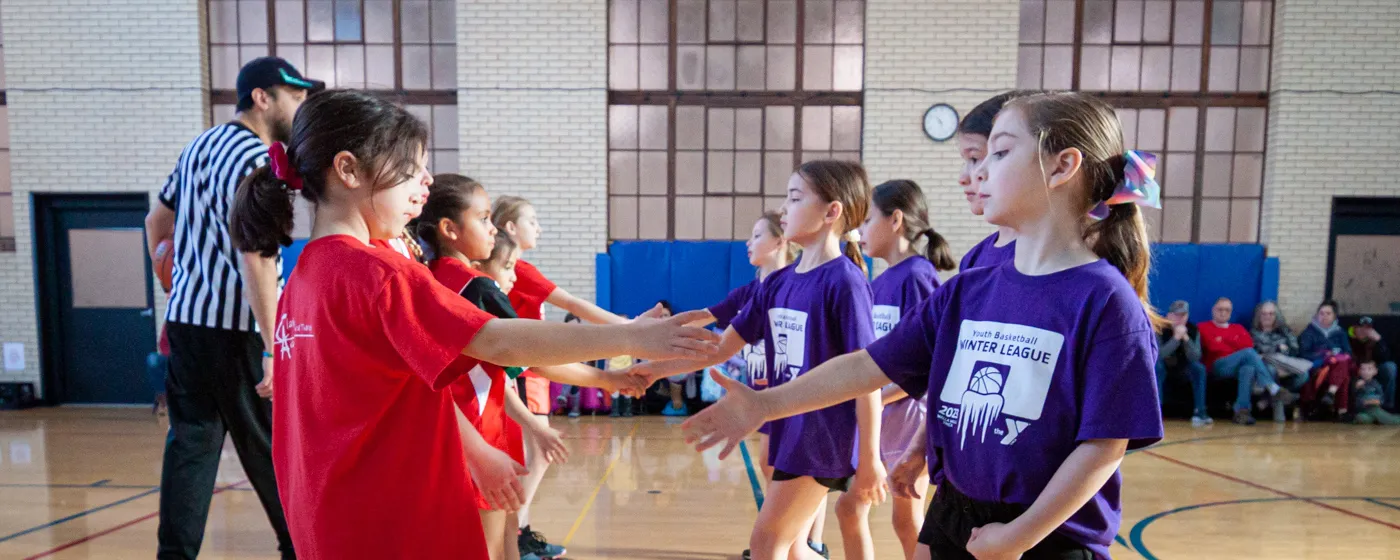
top-left (957, 92), bottom-right (1027, 271)
top-left (683, 92), bottom-right (1165, 560)
top-left (856, 179), bottom-right (956, 559)
top-left (632, 160), bottom-right (886, 560)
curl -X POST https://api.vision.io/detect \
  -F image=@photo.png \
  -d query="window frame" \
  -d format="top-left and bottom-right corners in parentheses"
top-left (1018, 0), bottom-right (1273, 243)
top-left (607, 0), bottom-right (866, 241)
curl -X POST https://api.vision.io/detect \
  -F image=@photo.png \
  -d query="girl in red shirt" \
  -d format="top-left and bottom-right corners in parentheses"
top-left (491, 195), bottom-right (667, 556)
top-left (416, 174), bottom-right (641, 560)
top-left (228, 90), bottom-right (718, 560)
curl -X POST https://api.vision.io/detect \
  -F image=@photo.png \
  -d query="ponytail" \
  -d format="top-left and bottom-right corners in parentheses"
top-left (843, 231), bottom-right (868, 275)
top-left (1085, 203), bottom-right (1164, 328)
top-left (921, 228), bottom-right (956, 271)
top-left (399, 231), bottom-right (426, 264)
top-left (231, 166), bottom-right (297, 258)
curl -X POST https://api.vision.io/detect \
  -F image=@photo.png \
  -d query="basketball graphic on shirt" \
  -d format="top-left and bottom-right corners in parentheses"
top-left (767, 307), bottom-right (808, 385)
top-left (969, 366), bottom-right (1005, 395)
top-left (939, 321), bottom-right (1066, 450)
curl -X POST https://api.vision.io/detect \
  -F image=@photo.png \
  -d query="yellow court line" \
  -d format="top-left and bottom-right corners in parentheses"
top-left (560, 421), bottom-right (639, 547)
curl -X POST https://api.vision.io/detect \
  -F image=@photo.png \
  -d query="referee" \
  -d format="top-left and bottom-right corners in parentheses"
top-left (144, 57), bottom-right (321, 560)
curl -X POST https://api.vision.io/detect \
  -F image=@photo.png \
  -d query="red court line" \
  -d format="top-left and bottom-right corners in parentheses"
top-left (21, 479), bottom-right (248, 560)
top-left (1142, 450), bottom-right (1400, 532)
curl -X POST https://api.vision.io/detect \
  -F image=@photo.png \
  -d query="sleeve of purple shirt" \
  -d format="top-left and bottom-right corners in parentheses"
top-left (866, 293), bottom-right (942, 400)
top-left (728, 280), bottom-right (767, 346)
top-left (707, 280), bottom-right (755, 330)
top-left (1076, 327), bottom-right (1165, 450)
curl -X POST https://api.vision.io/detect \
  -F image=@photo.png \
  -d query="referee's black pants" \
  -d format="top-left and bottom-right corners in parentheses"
top-left (158, 323), bottom-right (294, 559)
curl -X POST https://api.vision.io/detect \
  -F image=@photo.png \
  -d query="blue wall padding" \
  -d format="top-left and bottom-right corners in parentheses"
top-left (595, 253), bottom-right (612, 310)
top-left (607, 241), bottom-right (674, 318)
top-left (1148, 244), bottom-right (1265, 324)
top-left (730, 243), bottom-right (757, 290)
top-left (667, 241), bottom-right (735, 313)
top-left (282, 239), bottom-right (310, 281)
top-left (1261, 256), bottom-right (1280, 304)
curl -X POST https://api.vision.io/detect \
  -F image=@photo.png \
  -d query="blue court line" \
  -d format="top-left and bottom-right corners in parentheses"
top-left (1366, 498), bottom-right (1400, 513)
top-left (1113, 534), bottom-right (1132, 551)
top-left (0, 487), bottom-right (161, 544)
top-left (90, 479), bottom-right (110, 487)
top-left (1128, 496), bottom-right (1400, 560)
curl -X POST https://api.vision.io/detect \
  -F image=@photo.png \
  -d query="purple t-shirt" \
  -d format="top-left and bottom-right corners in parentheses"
top-left (731, 257), bottom-right (875, 478)
top-left (871, 257), bottom-right (940, 466)
top-left (866, 259), bottom-right (1162, 558)
top-left (959, 231), bottom-right (1016, 271)
top-left (709, 278), bottom-right (759, 330)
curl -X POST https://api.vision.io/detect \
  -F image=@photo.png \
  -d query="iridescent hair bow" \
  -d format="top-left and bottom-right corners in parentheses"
top-left (269, 142), bottom-right (303, 191)
top-left (1089, 150), bottom-right (1161, 220)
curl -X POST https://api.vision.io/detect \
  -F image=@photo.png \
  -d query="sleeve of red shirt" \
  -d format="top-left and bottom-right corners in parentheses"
top-left (377, 265), bottom-right (495, 391)
top-left (513, 261), bottom-right (558, 306)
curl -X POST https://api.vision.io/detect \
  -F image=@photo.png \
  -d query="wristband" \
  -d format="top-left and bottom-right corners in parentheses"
top-left (262, 351), bottom-right (274, 359)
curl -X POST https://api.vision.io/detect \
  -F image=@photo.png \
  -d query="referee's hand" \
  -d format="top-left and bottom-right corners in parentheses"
top-left (256, 355), bottom-right (274, 400)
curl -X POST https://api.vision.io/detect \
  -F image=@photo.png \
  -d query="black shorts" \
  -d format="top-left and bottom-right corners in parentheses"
top-left (771, 468), bottom-right (851, 493)
top-left (918, 482), bottom-right (1093, 560)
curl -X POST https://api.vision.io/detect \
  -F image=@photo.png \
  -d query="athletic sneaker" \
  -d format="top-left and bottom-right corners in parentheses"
top-left (519, 526), bottom-right (565, 558)
top-left (1190, 413), bottom-right (1213, 427)
top-left (809, 541), bottom-right (831, 559)
top-left (662, 402), bottom-right (689, 416)
top-left (1232, 410), bottom-right (1256, 425)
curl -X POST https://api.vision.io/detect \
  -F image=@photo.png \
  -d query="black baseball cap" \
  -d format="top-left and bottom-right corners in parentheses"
top-left (235, 57), bottom-right (325, 111)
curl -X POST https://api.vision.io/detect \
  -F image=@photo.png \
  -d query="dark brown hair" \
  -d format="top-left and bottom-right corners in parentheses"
top-left (411, 173), bottom-right (487, 258)
top-left (871, 180), bottom-right (955, 271)
top-left (959, 90), bottom-right (1037, 137)
top-left (230, 90), bottom-right (429, 257)
top-left (486, 230), bottom-right (518, 265)
top-left (1004, 92), bottom-right (1162, 326)
top-left (796, 160), bottom-right (872, 275)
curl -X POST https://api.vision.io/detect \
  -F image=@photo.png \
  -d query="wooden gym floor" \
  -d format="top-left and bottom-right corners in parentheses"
top-left (1, 408), bottom-right (1399, 559)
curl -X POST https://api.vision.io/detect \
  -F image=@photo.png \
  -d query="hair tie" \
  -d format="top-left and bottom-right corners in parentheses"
top-left (1089, 150), bottom-right (1161, 220)
top-left (269, 142), bottom-right (303, 191)
top-left (844, 230), bottom-right (861, 243)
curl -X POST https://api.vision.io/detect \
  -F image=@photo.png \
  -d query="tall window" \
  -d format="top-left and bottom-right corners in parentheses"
top-left (206, 0), bottom-right (459, 172)
top-left (607, 0), bottom-right (865, 241)
top-left (1017, 0), bottom-right (1271, 243)
top-left (0, 18), bottom-right (11, 252)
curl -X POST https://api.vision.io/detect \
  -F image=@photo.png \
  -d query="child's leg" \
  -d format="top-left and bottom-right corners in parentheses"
top-left (478, 509), bottom-right (506, 560)
top-left (892, 474), bottom-right (931, 560)
top-left (503, 511), bottom-right (521, 560)
top-left (1372, 407), bottom-right (1400, 426)
top-left (787, 505), bottom-right (827, 560)
top-left (757, 434), bottom-right (774, 485)
top-left (751, 477), bottom-right (830, 560)
top-left (670, 381), bottom-right (685, 409)
top-left (912, 544), bottom-right (932, 560)
top-left (516, 414), bottom-right (551, 533)
top-left (807, 495), bottom-right (827, 550)
top-left (835, 490), bottom-right (873, 560)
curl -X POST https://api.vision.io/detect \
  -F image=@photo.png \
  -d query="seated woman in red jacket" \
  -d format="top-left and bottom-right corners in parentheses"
top-left (1199, 297), bottom-right (1294, 425)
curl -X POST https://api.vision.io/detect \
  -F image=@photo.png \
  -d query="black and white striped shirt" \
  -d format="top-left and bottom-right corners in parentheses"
top-left (159, 121), bottom-right (278, 331)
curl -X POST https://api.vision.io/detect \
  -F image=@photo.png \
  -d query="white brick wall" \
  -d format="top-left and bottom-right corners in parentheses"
top-left (1263, 0), bottom-right (1400, 324)
top-left (0, 0), bottom-right (205, 394)
top-left (861, 0), bottom-right (1021, 273)
top-left (458, 0), bottom-right (607, 317)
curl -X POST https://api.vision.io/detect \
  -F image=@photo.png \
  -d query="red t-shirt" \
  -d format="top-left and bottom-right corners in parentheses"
top-left (1198, 321), bottom-right (1254, 369)
top-left (508, 259), bottom-right (557, 321)
top-left (429, 258), bottom-right (527, 467)
top-left (273, 235), bottom-right (493, 559)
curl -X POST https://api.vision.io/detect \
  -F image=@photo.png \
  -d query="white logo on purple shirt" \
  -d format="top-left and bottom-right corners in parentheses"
top-left (872, 305), bottom-right (901, 340)
top-left (940, 320), bottom-right (1064, 449)
top-left (768, 308), bottom-right (808, 384)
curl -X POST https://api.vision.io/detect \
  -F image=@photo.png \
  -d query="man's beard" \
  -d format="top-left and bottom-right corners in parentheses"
top-left (271, 116), bottom-right (293, 144)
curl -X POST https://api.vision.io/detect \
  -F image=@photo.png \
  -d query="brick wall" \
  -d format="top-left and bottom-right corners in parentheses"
top-left (457, 0), bottom-right (608, 318)
top-left (0, 0), bottom-right (206, 393)
top-left (1263, 0), bottom-right (1400, 324)
top-left (861, 0), bottom-right (1021, 277)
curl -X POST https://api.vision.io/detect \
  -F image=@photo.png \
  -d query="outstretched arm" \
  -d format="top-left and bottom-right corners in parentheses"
top-left (629, 326), bottom-right (749, 384)
top-left (682, 350), bottom-right (890, 459)
top-left (463, 310), bottom-right (719, 367)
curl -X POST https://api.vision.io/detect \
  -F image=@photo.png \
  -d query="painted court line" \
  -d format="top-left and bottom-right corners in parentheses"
top-left (1127, 496), bottom-right (1400, 560)
top-left (1366, 498), bottom-right (1400, 513)
top-left (561, 422), bottom-right (638, 548)
top-left (19, 479), bottom-right (248, 560)
top-left (0, 487), bottom-right (160, 544)
top-left (1142, 450), bottom-right (1400, 531)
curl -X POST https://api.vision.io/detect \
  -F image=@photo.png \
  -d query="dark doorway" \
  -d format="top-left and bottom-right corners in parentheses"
top-left (1326, 197), bottom-right (1400, 342)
